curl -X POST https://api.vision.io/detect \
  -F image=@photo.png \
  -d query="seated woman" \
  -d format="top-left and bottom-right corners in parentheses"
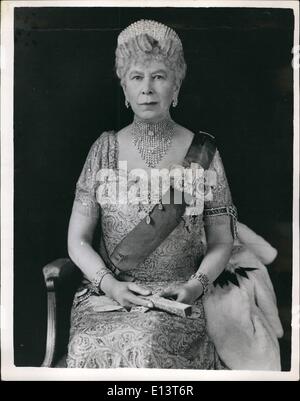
top-left (67, 19), bottom-right (283, 370)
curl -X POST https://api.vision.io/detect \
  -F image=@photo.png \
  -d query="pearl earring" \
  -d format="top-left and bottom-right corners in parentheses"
top-left (172, 98), bottom-right (178, 108)
top-left (125, 99), bottom-right (130, 109)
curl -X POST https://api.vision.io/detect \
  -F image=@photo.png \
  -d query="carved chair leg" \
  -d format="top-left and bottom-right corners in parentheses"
top-left (41, 258), bottom-right (82, 367)
top-left (41, 280), bottom-right (56, 367)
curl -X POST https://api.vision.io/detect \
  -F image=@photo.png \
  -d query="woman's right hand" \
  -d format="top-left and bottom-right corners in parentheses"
top-left (109, 280), bottom-right (154, 309)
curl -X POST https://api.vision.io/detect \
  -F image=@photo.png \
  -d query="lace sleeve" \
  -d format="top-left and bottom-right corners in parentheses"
top-left (203, 149), bottom-right (238, 238)
top-left (72, 137), bottom-right (102, 218)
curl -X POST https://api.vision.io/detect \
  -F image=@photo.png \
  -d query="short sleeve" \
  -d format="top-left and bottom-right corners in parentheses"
top-left (203, 149), bottom-right (238, 238)
top-left (72, 137), bottom-right (102, 218)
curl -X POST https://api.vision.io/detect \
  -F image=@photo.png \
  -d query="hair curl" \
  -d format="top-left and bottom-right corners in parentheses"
top-left (115, 33), bottom-right (187, 88)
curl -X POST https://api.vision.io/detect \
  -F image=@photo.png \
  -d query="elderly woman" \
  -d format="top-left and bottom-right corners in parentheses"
top-left (67, 20), bottom-right (283, 369)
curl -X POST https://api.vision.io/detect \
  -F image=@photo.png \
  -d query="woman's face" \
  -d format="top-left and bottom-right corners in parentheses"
top-left (122, 59), bottom-right (179, 122)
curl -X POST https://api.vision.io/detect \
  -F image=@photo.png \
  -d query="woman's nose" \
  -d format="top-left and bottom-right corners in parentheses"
top-left (141, 78), bottom-right (153, 95)
top-left (142, 88), bottom-right (153, 95)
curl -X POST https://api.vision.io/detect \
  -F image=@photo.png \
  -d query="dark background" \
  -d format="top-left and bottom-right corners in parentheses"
top-left (14, 7), bottom-right (294, 369)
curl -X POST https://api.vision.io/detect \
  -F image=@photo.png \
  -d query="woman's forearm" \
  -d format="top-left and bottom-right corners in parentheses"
top-left (68, 238), bottom-right (106, 279)
top-left (166, 241), bottom-right (234, 304)
top-left (68, 239), bottom-right (118, 294)
top-left (196, 241), bottom-right (233, 284)
top-left (67, 209), bottom-right (121, 294)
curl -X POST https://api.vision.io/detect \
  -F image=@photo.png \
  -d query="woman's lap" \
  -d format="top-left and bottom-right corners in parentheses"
top-left (66, 294), bottom-right (223, 369)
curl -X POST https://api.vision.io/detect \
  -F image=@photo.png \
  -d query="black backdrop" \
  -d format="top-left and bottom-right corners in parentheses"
top-left (14, 7), bottom-right (294, 369)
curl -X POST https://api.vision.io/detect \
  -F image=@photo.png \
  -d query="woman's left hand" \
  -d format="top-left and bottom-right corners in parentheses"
top-left (159, 280), bottom-right (204, 304)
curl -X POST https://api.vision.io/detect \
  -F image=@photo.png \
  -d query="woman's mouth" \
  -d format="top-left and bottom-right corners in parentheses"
top-left (139, 102), bottom-right (158, 106)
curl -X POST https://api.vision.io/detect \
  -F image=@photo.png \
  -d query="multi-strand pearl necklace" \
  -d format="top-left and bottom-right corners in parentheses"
top-left (131, 117), bottom-right (176, 168)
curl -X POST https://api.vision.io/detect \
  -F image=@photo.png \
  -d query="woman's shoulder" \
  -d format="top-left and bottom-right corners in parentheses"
top-left (87, 130), bottom-right (117, 154)
top-left (174, 123), bottom-right (194, 141)
top-left (175, 124), bottom-right (215, 143)
top-left (175, 123), bottom-right (216, 142)
top-left (92, 125), bottom-right (132, 145)
top-left (114, 124), bottom-right (132, 139)
top-left (86, 130), bottom-right (118, 169)
top-left (92, 129), bottom-right (116, 146)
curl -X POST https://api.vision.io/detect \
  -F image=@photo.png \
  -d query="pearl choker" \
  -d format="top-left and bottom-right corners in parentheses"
top-left (131, 117), bottom-right (175, 168)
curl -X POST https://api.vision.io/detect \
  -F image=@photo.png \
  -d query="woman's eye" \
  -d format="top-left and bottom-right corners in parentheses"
top-left (154, 75), bottom-right (164, 80)
top-left (132, 76), bottom-right (142, 80)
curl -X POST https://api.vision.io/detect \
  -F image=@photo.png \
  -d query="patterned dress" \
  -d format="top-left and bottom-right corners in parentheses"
top-left (66, 131), bottom-right (235, 369)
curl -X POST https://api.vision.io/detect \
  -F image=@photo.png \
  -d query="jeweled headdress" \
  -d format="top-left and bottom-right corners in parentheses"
top-left (117, 19), bottom-right (183, 50)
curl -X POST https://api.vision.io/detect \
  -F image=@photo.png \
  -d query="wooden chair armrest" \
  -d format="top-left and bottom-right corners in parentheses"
top-left (41, 258), bottom-right (82, 367)
top-left (43, 258), bottom-right (80, 289)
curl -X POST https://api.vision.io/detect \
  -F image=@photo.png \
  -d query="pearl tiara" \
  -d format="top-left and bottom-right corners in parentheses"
top-left (117, 19), bottom-right (183, 50)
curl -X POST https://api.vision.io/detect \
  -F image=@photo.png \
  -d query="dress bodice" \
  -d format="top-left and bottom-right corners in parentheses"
top-left (72, 130), bottom-right (235, 282)
top-left (100, 202), bottom-right (206, 282)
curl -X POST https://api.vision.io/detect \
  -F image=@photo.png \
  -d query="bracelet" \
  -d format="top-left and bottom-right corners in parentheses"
top-left (189, 272), bottom-right (210, 295)
top-left (91, 269), bottom-right (113, 294)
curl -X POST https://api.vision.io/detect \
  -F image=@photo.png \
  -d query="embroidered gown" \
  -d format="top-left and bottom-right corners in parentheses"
top-left (66, 131), bottom-right (283, 370)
